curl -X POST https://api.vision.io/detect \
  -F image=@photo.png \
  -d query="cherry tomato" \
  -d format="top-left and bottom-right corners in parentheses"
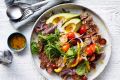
top-left (67, 32), bottom-right (75, 40)
top-left (86, 44), bottom-right (96, 56)
top-left (89, 44), bottom-right (96, 53)
top-left (86, 47), bottom-right (93, 56)
top-left (79, 24), bottom-right (87, 34)
top-left (62, 43), bottom-right (70, 52)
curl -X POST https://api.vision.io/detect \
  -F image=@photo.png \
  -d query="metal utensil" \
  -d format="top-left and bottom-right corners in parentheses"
top-left (6, 0), bottom-right (72, 29)
top-left (0, 50), bottom-right (13, 64)
top-left (6, 0), bottom-right (49, 21)
top-left (7, 5), bottom-right (23, 20)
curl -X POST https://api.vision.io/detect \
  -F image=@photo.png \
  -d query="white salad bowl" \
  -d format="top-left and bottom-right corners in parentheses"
top-left (30, 3), bottom-right (112, 80)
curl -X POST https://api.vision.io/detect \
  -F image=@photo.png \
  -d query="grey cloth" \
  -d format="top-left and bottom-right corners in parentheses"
top-left (5, 0), bottom-right (72, 29)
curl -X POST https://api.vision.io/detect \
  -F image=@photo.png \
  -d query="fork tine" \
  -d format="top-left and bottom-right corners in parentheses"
top-left (21, 8), bottom-right (34, 20)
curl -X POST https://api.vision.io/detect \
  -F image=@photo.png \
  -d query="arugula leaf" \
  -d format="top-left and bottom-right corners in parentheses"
top-left (45, 43), bottom-right (61, 60)
top-left (31, 42), bottom-right (39, 55)
top-left (38, 29), bottom-right (60, 44)
top-left (38, 29), bottom-right (62, 60)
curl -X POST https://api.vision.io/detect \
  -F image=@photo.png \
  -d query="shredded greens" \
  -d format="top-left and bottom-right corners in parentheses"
top-left (38, 29), bottom-right (63, 60)
top-left (38, 29), bottom-right (60, 44)
top-left (45, 42), bottom-right (62, 60)
top-left (31, 42), bottom-right (39, 54)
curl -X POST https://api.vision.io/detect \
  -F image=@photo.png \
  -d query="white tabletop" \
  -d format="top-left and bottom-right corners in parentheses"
top-left (0, 0), bottom-right (120, 80)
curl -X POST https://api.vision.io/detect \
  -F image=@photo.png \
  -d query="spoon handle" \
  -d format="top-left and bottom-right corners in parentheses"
top-left (29, 0), bottom-right (49, 12)
top-left (31, 0), bottom-right (49, 7)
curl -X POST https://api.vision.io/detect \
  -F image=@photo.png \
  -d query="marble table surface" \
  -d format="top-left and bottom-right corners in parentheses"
top-left (0, 0), bottom-right (120, 80)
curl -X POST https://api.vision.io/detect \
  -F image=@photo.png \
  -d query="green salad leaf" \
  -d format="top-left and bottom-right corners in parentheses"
top-left (45, 43), bottom-right (61, 60)
top-left (38, 29), bottom-right (60, 44)
top-left (31, 42), bottom-right (39, 55)
top-left (66, 47), bottom-right (77, 58)
top-left (38, 29), bottom-right (63, 60)
top-left (76, 62), bottom-right (86, 76)
top-left (76, 61), bottom-right (90, 76)
top-left (95, 44), bottom-right (102, 54)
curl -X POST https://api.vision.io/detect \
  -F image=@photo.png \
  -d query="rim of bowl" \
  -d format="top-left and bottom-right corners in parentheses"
top-left (30, 3), bottom-right (112, 80)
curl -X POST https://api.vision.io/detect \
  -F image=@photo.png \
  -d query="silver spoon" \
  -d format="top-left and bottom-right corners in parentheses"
top-left (6, 0), bottom-right (49, 21)
top-left (7, 5), bottom-right (23, 20)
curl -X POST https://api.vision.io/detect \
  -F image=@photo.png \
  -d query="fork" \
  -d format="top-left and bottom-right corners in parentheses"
top-left (21, 0), bottom-right (49, 20)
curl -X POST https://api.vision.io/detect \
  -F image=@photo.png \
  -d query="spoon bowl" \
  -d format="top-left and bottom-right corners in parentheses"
top-left (6, 5), bottom-right (23, 20)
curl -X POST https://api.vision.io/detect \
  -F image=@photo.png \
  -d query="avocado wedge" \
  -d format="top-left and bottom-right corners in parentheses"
top-left (46, 13), bottom-right (80, 25)
top-left (62, 18), bottom-right (81, 33)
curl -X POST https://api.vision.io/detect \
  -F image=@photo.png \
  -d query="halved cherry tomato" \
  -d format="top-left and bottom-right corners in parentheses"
top-left (86, 47), bottom-right (93, 56)
top-left (62, 43), bottom-right (70, 52)
top-left (79, 24), bottom-right (87, 34)
top-left (86, 44), bottom-right (96, 56)
top-left (66, 32), bottom-right (75, 40)
top-left (89, 44), bottom-right (96, 53)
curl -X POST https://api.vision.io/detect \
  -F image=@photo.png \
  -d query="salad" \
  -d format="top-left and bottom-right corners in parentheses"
top-left (31, 12), bottom-right (107, 80)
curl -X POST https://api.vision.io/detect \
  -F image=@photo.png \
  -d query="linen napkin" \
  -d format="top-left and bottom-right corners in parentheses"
top-left (5, 0), bottom-right (72, 29)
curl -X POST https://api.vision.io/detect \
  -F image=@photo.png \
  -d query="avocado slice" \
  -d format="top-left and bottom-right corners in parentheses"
top-left (46, 13), bottom-right (80, 25)
top-left (62, 18), bottom-right (81, 33)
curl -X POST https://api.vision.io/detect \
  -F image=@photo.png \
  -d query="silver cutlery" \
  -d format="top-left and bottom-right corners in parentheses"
top-left (6, 0), bottom-right (72, 29)
top-left (6, 0), bottom-right (49, 20)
